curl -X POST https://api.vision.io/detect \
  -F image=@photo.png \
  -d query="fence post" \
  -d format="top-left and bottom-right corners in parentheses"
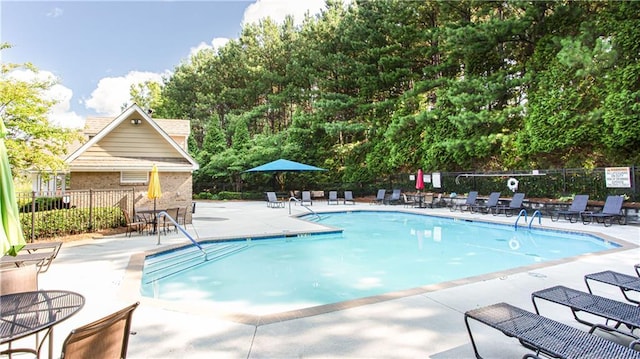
top-left (30, 191), bottom-right (36, 243)
top-left (88, 189), bottom-right (94, 231)
top-left (131, 187), bottom-right (136, 216)
top-left (632, 165), bottom-right (637, 201)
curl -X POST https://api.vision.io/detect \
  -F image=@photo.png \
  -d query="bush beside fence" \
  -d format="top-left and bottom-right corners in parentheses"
top-left (17, 189), bottom-right (135, 241)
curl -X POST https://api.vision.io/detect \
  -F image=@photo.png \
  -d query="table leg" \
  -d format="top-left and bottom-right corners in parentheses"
top-left (48, 328), bottom-right (53, 359)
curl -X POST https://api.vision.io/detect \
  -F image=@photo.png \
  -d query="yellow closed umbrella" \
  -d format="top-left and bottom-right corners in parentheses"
top-left (147, 165), bottom-right (162, 234)
top-left (1, 120), bottom-right (26, 256)
top-left (148, 165), bottom-right (162, 202)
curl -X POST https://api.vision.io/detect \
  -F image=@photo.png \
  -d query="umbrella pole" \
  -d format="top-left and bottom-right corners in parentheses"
top-left (154, 198), bottom-right (158, 233)
top-left (155, 199), bottom-right (161, 245)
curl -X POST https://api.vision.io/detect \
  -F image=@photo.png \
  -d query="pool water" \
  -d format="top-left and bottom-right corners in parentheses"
top-left (141, 211), bottom-right (618, 315)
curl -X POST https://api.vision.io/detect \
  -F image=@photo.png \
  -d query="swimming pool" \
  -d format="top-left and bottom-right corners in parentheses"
top-left (140, 211), bottom-right (618, 317)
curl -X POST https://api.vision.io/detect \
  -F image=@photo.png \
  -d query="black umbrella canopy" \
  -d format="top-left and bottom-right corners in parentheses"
top-left (245, 159), bottom-right (326, 172)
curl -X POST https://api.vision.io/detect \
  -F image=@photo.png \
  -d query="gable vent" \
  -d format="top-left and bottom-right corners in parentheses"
top-left (121, 171), bottom-right (149, 184)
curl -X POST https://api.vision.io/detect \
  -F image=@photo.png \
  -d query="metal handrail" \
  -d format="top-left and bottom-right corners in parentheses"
top-left (156, 211), bottom-right (208, 260)
top-left (528, 210), bottom-right (542, 229)
top-left (514, 209), bottom-right (528, 230)
top-left (288, 197), bottom-right (320, 220)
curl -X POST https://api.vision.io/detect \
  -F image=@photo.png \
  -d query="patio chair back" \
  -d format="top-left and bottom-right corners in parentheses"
top-left (163, 208), bottom-right (180, 233)
top-left (301, 191), bottom-right (312, 205)
top-left (376, 189), bottom-right (386, 201)
top-left (509, 193), bottom-right (525, 208)
top-left (485, 192), bottom-right (501, 207)
top-left (602, 195), bottom-right (624, 214)
top-left (0, 265), bottom-right (38, 294)
top-left (122, 209), bottom-right (146, 237)
top-left (60, 302), bottom-right (139, 359)
top-left (568, 194), bottom-right (589, 212)
top-left (328, 191), bottom-right (338, 204)
top-left (266, 192), bottom-right (278, 202)
top-left (465, 191), bottom-right (478, 205)
top-left (344, 191), bottom-right (355, 204)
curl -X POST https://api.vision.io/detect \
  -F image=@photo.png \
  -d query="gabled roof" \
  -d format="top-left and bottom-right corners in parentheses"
top-left (65, 104), bottom-right (199, 172)
top-left (84, 117), bottom-right (190, 137)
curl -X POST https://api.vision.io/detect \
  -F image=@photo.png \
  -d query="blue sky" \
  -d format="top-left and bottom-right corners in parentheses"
top-left (1, 0), bottom-right (325, 128)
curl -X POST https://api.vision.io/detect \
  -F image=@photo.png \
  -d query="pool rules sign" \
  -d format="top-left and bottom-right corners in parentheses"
top-left (605, 167), bottom-right (631, 188)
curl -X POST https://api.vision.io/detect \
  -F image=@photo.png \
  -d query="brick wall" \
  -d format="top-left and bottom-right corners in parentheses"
top-left (71, 172), bottom-right (194, 223)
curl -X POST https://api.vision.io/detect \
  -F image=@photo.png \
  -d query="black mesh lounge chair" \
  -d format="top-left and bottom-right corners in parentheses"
top-left (328, 191), bottom-right (339, 205)
top-left (492, 192), bottom-right (525, 217)
top-left (343, 191), bottom-right (355, 205)
top-left (464, 302), bottom-right (640, 359)
top-left (451, 191), bottom-right (478, 212)
top-left (582, 195), bottom-right (626, 227)
top-left (584, 270), bottom-right (640, 305)
top-left (532, 285), bottom-right (640, 340)
top-left (470, 192), bottom-right (500, 214)
top-left (551, 195), bottom-right (589, 223)
top-left (385, 189), bottom-right (401, 205)
top-left (372, 189), bottom-right (386, 205)
top-left (266, 192), bottom-right (285, 208)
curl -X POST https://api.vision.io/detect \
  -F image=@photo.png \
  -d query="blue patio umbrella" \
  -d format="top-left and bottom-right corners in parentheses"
top-left (245, 159), bottom-right (326, 192)
top-left (245, 159), bottom-right (326, 172)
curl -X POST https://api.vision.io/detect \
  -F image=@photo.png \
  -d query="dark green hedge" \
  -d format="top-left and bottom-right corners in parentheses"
top-left (19, 207), bottom-right (123, 239)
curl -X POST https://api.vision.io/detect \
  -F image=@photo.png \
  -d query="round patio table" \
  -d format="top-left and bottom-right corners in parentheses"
top-left (0, 290), bottom-right (85, 359)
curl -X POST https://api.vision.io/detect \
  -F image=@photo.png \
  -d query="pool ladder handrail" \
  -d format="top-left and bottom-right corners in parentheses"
top-left (528, 210), bottom-right (542, 229)
top-left (156, 211), bottom-right (208, 260)
top-left (288, 196), bottom-right (321, 220)
top-left (515, 209), bottom-right (527, 230)
top-left (514, 209), bottom-right (543, 230)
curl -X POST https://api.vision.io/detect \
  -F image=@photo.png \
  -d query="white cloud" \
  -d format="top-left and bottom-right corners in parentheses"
top-left (46, 7), bottom-right (64, 18)
top-left (187, 1), bottom-right (327, 64)
top-left (188, 37), bottom-right (230, 58)
top-left (46, 84), bottom-right (84, 129)
top-left (242, 0), bottom-right (325, 26)
top-left (7, 69), bottom-right (84, 129)
top-left (84, 71), bottom-right (165, 116)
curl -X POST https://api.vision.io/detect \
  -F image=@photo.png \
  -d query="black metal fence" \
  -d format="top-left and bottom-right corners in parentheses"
top-left (386, 167), bottom-right (638, 202)
top-left (17, 189), bottom-right (136, 241)
top-left (206, 166), bottom-right (638, 202)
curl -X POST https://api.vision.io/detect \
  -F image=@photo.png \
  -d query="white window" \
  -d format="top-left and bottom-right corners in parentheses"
top-left (121, 171), bottom-right (148, 184)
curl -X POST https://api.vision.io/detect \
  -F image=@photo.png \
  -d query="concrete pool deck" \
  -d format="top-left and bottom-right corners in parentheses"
top-left (33, 200), bottom-right (640, 358)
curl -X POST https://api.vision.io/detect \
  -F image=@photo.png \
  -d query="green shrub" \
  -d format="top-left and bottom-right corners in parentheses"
top-left (19, 207), bottom-right (123, 239)
top-left (217, 191), bottom-right (242, 200)
top-left (194, 192), bottom-right (216, 200)
top-left (19, 196), bottom-right (71, 213)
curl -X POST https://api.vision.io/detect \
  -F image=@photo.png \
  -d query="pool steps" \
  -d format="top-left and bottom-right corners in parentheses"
top-left (143, 242), bottom-right (248, 283)
top-left (142, 233), bottom-right (345, 284)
